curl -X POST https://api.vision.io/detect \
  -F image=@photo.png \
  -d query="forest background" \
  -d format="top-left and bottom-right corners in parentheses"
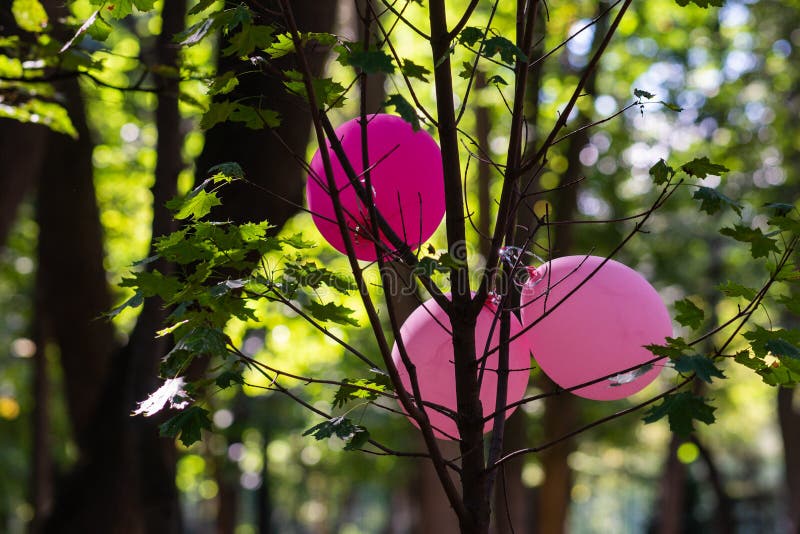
top-left (1, 0), bottom-right (799, 532)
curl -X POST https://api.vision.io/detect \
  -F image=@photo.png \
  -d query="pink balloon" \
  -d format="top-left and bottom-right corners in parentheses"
top-left (391, 295), bottom-right (531, 440)
top-left (306, 114), bottom-right (445, 260)
top-left (520, 255), bottom-right (672, 400)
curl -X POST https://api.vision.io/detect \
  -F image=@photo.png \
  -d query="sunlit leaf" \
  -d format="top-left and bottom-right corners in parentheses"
top-left (12, 0), bottom-right (49, 33)
top-left (133, 377), bottom-right (192, 416)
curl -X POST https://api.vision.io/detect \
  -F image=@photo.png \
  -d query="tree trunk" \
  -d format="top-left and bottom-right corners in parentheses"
top-left (778, 386), bottom-right (800, 531)
top-left (652, 436), bottom-right (687, 534)
top-left (41, 1), bottom-right (186, 531)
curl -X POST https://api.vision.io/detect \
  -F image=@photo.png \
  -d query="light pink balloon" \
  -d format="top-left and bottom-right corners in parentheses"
top-left (520, 255), bottom-right (672, 400)
top-left (306, 114), bottom-right (445, 261)
top-left (391, 295), bottom-right (531, 440)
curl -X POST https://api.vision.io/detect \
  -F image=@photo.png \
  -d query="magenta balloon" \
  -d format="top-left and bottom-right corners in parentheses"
top-left (391, 295), bottom-right (531, 440)
top-left (306, 114), bottom-right (445, 260)
top-left (520, 256), bottom-right (672, 400)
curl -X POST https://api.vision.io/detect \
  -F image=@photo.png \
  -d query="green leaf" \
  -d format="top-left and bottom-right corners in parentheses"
top-left (674, 298), bottom-right (704, 329)
top-left (483, 35), bottom-right (528, 64)
top-left (156, 320), bottom-right (189, 338)
top-left (264, 32), bottom-right (295, 58)
top-left (159, 406), bottom-right (212, 447)
top-left (107, 291), bottom-right (144, 318)
top-left (170, 189), bottom-right (221, 220)
top-left (764, 339), bottom-right (800, 360)
top-left (633, 88), bottom-right (655, 99)
top-left (305, 301), bottom-right (359, 327)
top-left (337, 44), bottom-right (395, 74)
top-left (777, 294), bottom-right (800, 316)
top-left (222, 24), bottom-right (275, 57)
top-left (719, 224), bottom-right (779, 259)
top-left (208, 71), bottom-right (240, 95)
top-left (285, 261), bottom-right (356, 293)
top-left (413, 256), bottom-right (449, 277)
top-left (764, 203), bottom-right (795, 217)
top-left (673, 355), bottom-right (726, 383)
top-left (229, 103), bottom-right (281, 129)
top-left (743, 326), bottom-right (800, 358)
top-left (281, 233), bottom-right (316, 249)
top-left (401, 59), bottom-right (430, 82)
top-left (332, 376), bottom-right (388, 408)
top-left (216, 370), bottom-right (245, 389)
top-left (646, 336), bottom-right (692, 359)
top-left (648, 159), bottom-right (674, 185)
top-left (188, 0), bottom-right (217, 15)
top-left (172, 327), bottom-right (230, 358)
top-left (0, 98), bottom-right (78, 138)
top-left (200, 100), bottom-right (237, 130)
top-left (12, 0), bottom-right (49, 32)
top-left (659, 100), bottom-right (684, 112)
top-left (133, 0), bottom-right (156, 10)
top-left (458, 26), bottom-right (484, 47)
top-left (119, 269), bottom-right (182, 299)
top-left (486, 75), bottom-right (508, 86)
top-left (303, 416), bottom-right (370, 451)
top-left (457, 61), bottom-right (473, 79)
top-left (717, 281), bottom-right (757, 300)
top-left (438, 252), bottom-right (467, 269)
top-left (680, 157), bottom-right (729, 178)
top-left (160, 347), bottom-right (194, 377)
top-left (218, 5), bottom-right (252, 32)
top-left (692, 186), bottom-right (743, 216)
top-left (208, 162), bottom-right (245, 181)
top-left (106, 0), bottom-right (135, 19)
top-left (283, 72), bottom-right (346, 109)
top-left (643, 391), bottom-right (716, 437)
top-left (384, 94), bottom-right (420, 131)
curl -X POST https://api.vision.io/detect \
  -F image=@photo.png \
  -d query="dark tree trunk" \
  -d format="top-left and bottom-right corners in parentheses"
top-left (41, 1), bottom-right (186, 532)
top-left (196, 0), bottom-right (340, 228)
top-left (652, 436), bottom-right (687, 534)
top-left (779, 384), bottom-right (800, 531)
